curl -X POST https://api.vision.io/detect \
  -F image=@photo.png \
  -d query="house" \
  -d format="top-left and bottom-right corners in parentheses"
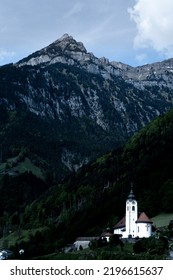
top-left (100, 231), bottom-right (114, 242)
top-left (74, 237), bottom-right (99, 250)
top-left (114, 187), bottom-right (153, 238)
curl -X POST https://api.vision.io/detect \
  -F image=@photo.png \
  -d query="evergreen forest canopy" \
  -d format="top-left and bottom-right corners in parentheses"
top-left (1, 107), bottom-right (173, 257)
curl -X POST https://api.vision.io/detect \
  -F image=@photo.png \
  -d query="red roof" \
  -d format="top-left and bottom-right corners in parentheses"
top-left (114, 216), bottom-right (125, 229)
top-left (136, 212), bottom-right (152, 224)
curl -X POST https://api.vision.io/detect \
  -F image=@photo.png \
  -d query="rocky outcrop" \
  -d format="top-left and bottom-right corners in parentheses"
top-left (1, 34), bottom-right (173, 173)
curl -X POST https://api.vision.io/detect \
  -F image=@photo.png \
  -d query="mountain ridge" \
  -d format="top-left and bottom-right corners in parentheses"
top-left (1, 34), bottom-right (173, 176)
top-left (17, 34), bottom-right (173, 82)
top-left (16, 34), bottom-right (173, 116)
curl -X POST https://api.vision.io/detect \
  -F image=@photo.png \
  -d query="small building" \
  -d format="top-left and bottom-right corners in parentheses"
top-left (74, 237), bottom-right (99, 250)
top-left (114, 187), bottom-right (152, 238)
top-left (100, 231), bottom-right (114, 242)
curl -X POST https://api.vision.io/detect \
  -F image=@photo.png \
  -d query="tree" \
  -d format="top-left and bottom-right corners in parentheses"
top-left (109, 235), bottom-right (124, 249)
top-left (133, 237), bottom-right (168, 255)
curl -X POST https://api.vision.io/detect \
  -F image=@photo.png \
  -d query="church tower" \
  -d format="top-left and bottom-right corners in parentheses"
top-left (114, 185), bottom-right (152, 238)
top-left (125, 185), bottom-right (138, 238)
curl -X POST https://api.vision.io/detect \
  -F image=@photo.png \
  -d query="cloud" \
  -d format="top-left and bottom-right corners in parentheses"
top-left (128, 0), bottom-right (173, 58)
top-left (0, 49), bottom-right (15, 62)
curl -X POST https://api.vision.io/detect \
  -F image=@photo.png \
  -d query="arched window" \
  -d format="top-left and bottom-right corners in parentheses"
top-left (132, 206), bottom-right (135, 211)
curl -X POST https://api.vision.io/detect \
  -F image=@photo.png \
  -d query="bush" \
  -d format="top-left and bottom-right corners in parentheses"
top-left (133, 237), bottom-right (168, 255)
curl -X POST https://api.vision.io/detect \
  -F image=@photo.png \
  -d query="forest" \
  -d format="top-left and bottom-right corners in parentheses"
top-left (1, 107), bottom-right (173, 259)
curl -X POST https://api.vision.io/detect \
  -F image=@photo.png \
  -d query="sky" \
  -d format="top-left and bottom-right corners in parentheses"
top-left (1, 0), bottom-right (173, 66)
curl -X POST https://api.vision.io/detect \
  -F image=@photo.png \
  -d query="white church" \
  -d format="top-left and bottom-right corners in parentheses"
top-left (114, 187), bottom-right (153, 238)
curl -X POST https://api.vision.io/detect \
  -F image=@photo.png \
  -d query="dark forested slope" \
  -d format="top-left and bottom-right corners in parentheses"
top-left (17, 108), bottom-right (173, 249)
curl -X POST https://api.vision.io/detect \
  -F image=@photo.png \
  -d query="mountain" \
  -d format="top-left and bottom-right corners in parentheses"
top-left (11, 107), bottom-right (173, 258)
top-left (1, 34), bottom-right (173, 179)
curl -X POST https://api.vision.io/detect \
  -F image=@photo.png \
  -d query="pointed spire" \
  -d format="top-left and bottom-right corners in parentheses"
top-left (127, 183), bottom-right (135, 200)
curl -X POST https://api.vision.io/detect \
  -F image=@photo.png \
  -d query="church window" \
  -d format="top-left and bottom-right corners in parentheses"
top-left (132, 206), bottom-right (135, 211)
top-left (146, 224), bottom-right (149, 231)
top-left (127, 206), bottom-right (129, 211)
top-left (138, 226), bottom-right (139, 232)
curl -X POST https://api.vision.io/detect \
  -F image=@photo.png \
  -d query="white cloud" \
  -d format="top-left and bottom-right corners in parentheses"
top-left (129, 0), bottom-right (173, 58)
top-left (0, 49), bottom-right (15, 62)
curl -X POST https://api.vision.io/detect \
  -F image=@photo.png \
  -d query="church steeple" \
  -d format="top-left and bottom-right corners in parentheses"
top-left (127, 183), bottom-right (135, 200)
top-left (125, 183), bottom-right (138, 238)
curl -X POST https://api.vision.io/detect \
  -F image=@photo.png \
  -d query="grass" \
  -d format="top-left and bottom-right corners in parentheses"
top-left (151, 213), bottom-right (173, 228)
top-left (14, 157), bottom-right (44, 179)
top-left (0, 227), bottom-right (47, 249)
top-left (33, 242), bottom-right (134, 260)
top-left (34, 252), bottom-right (84, 260)
top-left (0, 157), bottom-right (44, 179)
top-left (34, 242), bottom-right (165, 260)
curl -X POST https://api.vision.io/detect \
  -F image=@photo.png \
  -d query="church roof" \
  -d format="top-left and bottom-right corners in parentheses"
top-left (114, 216), bottom-right (125, 229)
top-left (136, 212), bottom-right (153, 224)
top-left (114, 212), bottom-right (152, 229)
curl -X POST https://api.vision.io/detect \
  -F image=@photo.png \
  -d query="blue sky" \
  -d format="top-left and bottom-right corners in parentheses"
top-left (0, 0), bottom-right (173, 66)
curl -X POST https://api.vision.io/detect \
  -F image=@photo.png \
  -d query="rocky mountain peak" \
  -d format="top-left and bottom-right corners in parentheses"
top-left (57, 33), bottom-right (73, 41)
top-left (17, 34), bottom-right (122, 79)
top-left (16, 34), bottom-right (173, 94)
top-left (52, 33), bottom-right (87, 53)
top-left (17, 34), bottom-right (88, 67)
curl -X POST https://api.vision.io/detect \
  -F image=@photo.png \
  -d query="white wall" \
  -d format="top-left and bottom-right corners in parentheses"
top-left (74, 240), bottom-right (90, 250)
top-left (137, 223), bottom-right (152, 238)
top-left (114, 228), bottom-right (125, 236)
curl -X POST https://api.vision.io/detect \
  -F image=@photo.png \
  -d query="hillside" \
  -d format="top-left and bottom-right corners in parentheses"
top-left (1, 107), bottom-right (171, 258)
top-left (151, 213), bottom-right (173, 228)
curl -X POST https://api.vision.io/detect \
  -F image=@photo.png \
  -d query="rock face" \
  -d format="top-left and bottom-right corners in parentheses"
top-left (1, 34), bottom-right (173, 174)
top-left (18, 33), bottom-right (121, 79)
